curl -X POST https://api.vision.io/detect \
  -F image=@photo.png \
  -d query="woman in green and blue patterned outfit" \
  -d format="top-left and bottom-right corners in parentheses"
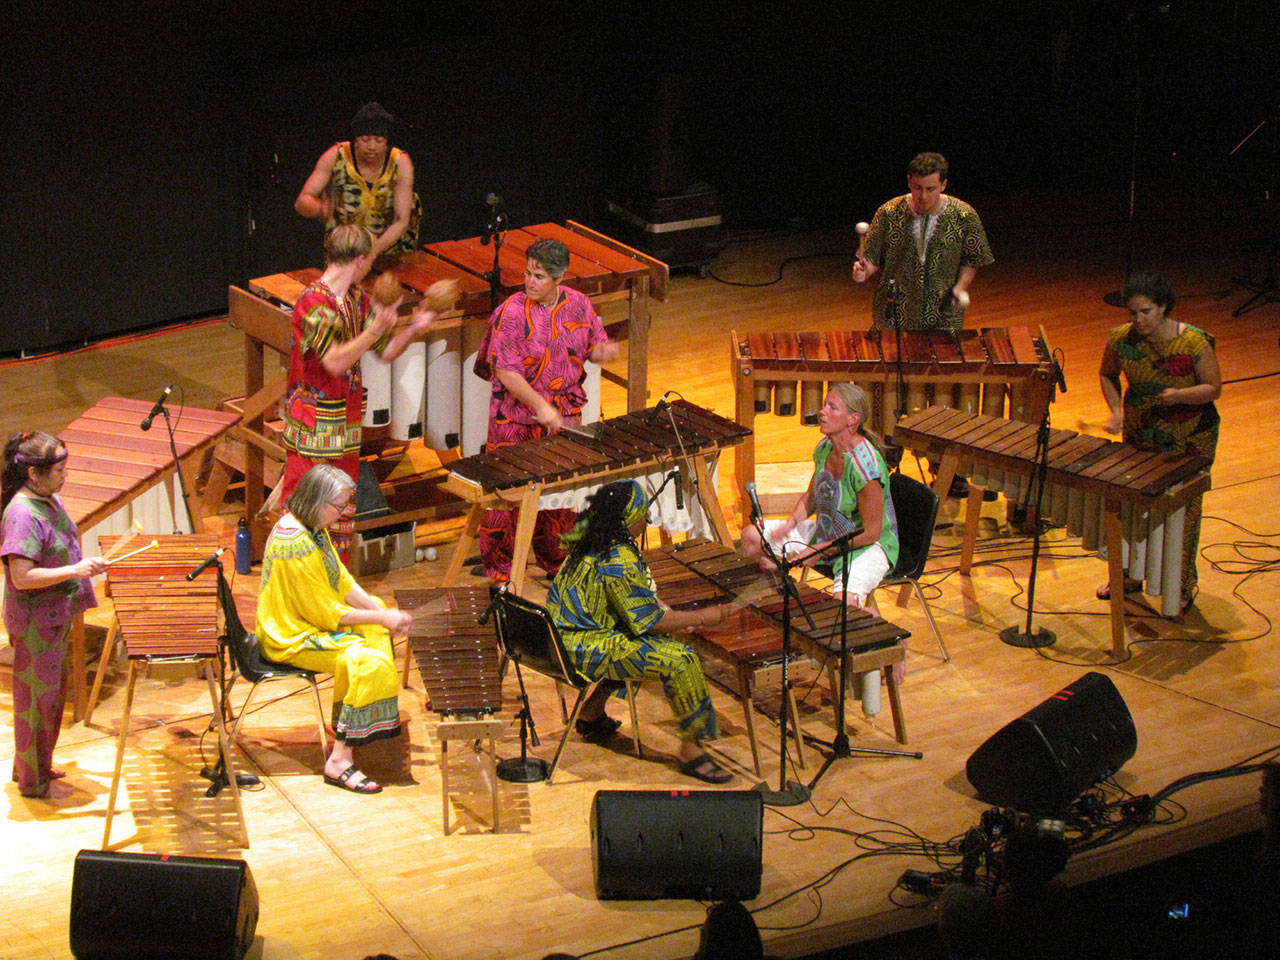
top-left (545, 480), bottom-right (735, 784)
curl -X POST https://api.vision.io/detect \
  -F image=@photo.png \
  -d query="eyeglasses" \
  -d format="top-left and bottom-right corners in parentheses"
top-left (328, 497), bottom-right (355, 514)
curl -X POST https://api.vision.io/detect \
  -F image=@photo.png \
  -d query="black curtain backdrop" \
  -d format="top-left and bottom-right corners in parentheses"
top-left (1, 1), bottom-right (1275, 354)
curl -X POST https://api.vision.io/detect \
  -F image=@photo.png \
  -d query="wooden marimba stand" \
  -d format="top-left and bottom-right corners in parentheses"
top-left (99, 535), bottom-right (248, 849)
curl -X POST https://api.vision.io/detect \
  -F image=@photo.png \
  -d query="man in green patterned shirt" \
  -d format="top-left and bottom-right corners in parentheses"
top-left (852, 152), bottom-right (993, 333)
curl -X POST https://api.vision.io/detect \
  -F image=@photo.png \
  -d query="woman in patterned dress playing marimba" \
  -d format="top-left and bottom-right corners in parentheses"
top-left (1098, 274), bottom-right (1221, 612)
top-left (741, 383), bottom-right (900, 609)
top-left (2, 432), bottom-right (106, 798)
top-left (546, 479), bottom-right (736, 784)
top-left (256, 464), bottom-right (411, 794)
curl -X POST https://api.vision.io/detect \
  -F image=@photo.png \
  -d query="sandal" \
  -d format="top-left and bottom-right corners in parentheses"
top-left (679, 753), bottom-right (734, 784)
top-left (575, 714), bottom-right (621, 743)
top-left (1096, 578), bottom-right (1142, 601)
top-left (323, 764), bottom-right (382, 794)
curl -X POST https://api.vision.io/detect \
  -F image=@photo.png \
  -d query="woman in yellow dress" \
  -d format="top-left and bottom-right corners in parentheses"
top-left (255, 464), bottom-right (410, 793)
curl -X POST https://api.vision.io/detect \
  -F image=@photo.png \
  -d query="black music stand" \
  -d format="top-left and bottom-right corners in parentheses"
top-left (804, 533), bottom-right (922, 794)
top-left (204, 561), bottom-right (261, 796)
top-left (999, 355), bottom-right (1067, 649)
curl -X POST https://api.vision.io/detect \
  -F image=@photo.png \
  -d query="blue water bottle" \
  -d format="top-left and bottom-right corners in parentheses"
top-left (235, 516), bottom-right (252, 575)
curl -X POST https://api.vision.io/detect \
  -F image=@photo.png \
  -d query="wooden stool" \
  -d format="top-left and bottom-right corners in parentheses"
top-left (823, 641), bottom-right (908, 744)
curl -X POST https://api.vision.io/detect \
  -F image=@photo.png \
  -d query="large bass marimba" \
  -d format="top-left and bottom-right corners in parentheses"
top-left (732, 325), bottom-right (1053, 516)
top-left (441, 400), bottom-right (752, 594)
top-left (230, 221), bottom-right (668, 554)
top-left (643, 540), bottom-right (912, 772)
top-left (893, 406), bottom-right (1212, 653)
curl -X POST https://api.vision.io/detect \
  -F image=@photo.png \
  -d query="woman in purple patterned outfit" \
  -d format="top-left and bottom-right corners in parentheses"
top-left (2, 432), bottom-right (105, 798)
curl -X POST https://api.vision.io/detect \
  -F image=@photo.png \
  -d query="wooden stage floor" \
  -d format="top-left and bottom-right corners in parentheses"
top-left (3, 196), bottom-right (1280, 959)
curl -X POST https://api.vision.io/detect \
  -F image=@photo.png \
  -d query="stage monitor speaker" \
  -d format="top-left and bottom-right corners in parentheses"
top-left (965, 671), bottom-right (1137, 815)
top-left (69, 850), bottom-right (258, 960)
top-left (591, 789), bottom-right (763, 900)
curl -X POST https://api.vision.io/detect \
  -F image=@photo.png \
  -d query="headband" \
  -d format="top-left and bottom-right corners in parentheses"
top-left (14, 448), bottom-right (67, 467)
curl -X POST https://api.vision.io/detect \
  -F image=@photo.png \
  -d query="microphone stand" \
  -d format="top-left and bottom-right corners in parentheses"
top-left (998, 356), bottom-right (1065, 649)
top-left (480, 194), bottom-right (506, 313)
top-left (157, 405), bottom-right (196, 534)
top-left (804, 532), bottom-right (922, 794)
top-left (747, 507), bottom-right (816, 807)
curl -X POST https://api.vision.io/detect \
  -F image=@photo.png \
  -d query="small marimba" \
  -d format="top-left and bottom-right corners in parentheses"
top-left (97, 534), bottom-right (248, 849)
top-left (644, 540), bottom-right (912, 773)
top-left (396, 585), bottom-right (504, 834)
top-left (893, 406), bottom-right (1212, 653)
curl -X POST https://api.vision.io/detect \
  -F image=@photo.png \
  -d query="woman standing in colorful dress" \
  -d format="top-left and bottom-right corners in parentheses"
top-left (278, 224), bottom-right (436, 555)
top-left (1098, 273), bottom-right (1221, 612)
top-left (2, 432), bottom-right (105, 798)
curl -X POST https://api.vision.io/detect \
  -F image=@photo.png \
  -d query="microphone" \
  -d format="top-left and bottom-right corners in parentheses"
top-left (481, 193), bottom-right (504, 245)
top-left (884, 279), bottom-right (901, 329)
top-left (744, 481), bottom-right (764, 523)
top-left (645, 397), bottom-right (671, 425)
top-left (671, 469), bottom-right (684, 510)
top-left (185, 547), bottom-right (225, 582)
top-left (478, 584), bottom-right (507, 625)
top-left (140, 385), bottom-right (172, 431)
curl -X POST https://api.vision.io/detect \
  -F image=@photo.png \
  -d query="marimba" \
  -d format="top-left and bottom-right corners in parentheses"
top-left (228, 222), bottom-right (668, 554)
top-left (58, 396), bottom-right (238, 720)
top-left (97, 535), bottom-right (248, 848)
top-left (893, 406), bottom-right (1212, 654)
top-left (441, 400), bottom-right (752, 594)
top-left (732, 325), bottom-right (1053, 517)
top-left (395, 585), bottom-right (504, 833)
top-left (644, 540), bottom-right (912, 773)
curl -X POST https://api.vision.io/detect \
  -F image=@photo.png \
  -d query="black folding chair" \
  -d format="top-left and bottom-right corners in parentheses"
top-left (491, 590), bottom-right (641, 782)
top-left (876, 472), bottom-right (947, 660)
top-left (220, 577), bottom-right (330, 762)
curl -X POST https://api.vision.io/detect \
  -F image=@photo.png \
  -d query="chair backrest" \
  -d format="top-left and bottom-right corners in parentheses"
top-left (888, 472), bottom-right (940, 581)
top-left (492, 589), bottom-right (588, 690)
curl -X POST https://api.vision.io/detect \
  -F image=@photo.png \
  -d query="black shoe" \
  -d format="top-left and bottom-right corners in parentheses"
top-left (575, 714), bottom-right (621, 742)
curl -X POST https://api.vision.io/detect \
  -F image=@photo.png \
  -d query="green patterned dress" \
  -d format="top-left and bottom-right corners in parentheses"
top-left (546, 542), bottom-right (719, 741)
